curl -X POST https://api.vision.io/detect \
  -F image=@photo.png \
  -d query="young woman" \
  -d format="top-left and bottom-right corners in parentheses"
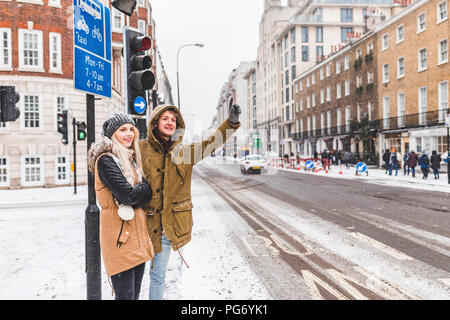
top-left (87, 113), bottom-right (154, 300)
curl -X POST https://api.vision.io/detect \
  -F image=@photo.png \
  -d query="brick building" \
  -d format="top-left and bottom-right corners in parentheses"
top-left (376, 0), bottom-right (449, 161)
top-left (0, 0), bottom-right (158, 189)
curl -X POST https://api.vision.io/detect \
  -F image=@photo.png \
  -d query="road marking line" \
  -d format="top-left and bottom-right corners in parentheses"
top-left (353, 266), bottom-right (420, 300)
top-left (301, 270), bottom-right (349, 300)
top-left (239, 236), bottom-right (257, 257)
top-left (326, 269), bottom-right (369, 300)
top-left (351, 232), bottom-right (414, 261)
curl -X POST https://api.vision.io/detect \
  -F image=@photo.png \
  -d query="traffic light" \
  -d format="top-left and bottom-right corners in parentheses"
top-left (77, 121), bottom-right (87, 141)
top-left (57, 110), bottom-right (68, 145)
top-left (111, 0), bottom-right (136, 16)
top-left (0, 86), bottom-right (20, 122)
top-left (123, 26), bottom-right (155, 116)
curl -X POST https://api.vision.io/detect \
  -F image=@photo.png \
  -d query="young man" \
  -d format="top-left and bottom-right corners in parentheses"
top-left (138, 101), bottom-right (241, 300)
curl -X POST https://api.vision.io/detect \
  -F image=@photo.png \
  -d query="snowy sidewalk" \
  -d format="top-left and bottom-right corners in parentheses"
top-left (0, 175), bottom-right (271, 300)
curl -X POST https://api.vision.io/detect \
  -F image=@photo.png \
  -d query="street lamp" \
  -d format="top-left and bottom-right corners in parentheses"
top-left (176, 43), bottom-right (204, 111)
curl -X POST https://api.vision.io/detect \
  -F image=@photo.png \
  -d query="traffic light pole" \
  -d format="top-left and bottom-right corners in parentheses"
top-left (72, 117), bottom-right (77, 195)
top-left (85, 94), bottom-right (101, 300)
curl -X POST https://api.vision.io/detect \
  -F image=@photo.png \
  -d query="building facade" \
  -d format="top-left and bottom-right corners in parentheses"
top-left (0, 0), bottom-right (158, 189)
top-left (376, 0), bottom-right (449, 161)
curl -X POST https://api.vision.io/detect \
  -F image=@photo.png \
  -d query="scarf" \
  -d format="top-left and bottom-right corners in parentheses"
top-left (153, 128), bottom-right (174, 153)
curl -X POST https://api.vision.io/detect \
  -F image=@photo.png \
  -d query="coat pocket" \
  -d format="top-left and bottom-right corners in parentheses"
top-left (172, 200), bottom-right (193, 237)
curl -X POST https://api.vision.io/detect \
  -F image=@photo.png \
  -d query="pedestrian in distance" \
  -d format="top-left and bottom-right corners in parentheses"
top-left (138, 100), bottom-right (241, 300)
top-left (382, 149), bottom-right (391, 174)
top-left (419, 151), bottom-right (430, 180)
top-left (87, 113), bottom-right (155, 300)
top-left (430, 150), bottom-right (442, 179)
top-left (407, 151), bottom-right (418, 178)
top-left (313, 150), bottom-right (318, 161)
top-left (344, 151), bottom-right (351, 168)
top-left (403, 151), bottom-right (410, 175)
top-left (389, 149), bottom-right (399, 176)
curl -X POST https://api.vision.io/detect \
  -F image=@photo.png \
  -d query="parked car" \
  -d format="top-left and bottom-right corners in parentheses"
top-left (240, 155), bottom-right (266, 175)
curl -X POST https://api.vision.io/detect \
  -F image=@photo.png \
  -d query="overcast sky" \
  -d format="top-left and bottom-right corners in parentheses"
top-left (149, 0), bottom-right (264, 134)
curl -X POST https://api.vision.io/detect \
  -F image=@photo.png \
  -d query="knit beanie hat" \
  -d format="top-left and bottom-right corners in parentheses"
top-left (102, 113), bottom-right (136, 139)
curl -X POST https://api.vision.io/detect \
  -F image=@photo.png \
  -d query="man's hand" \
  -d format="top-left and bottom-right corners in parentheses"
top-left (228, 98), bottom-right (241, 124)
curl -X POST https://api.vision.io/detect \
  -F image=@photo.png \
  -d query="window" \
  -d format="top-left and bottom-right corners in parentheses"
top-left (300, 80), bottom-right (303, 91)
top-left (326, 86), bottom-right (331, 102)
top-left (417, 13), bottom-right (426, 33)
top-left (320, 89), bottom-right (324, 104)
top-left (437, 1), bottom-right (448, 23)
top-left (137, 0), bottom-right (145, 6)
top-left (382, 34), bottom-right (389, 50)
top-left (49, 32), bottom-right (61, 72)
top-left (302, 46), bottom-right (309, 61)
top-left (416, 137), bottom-right (422, 153)
top-left (112, 8), bottom-right (124, 31)
top-left (344, 56), bottom-right (349, 70)
top-left (438, 81), bottom-right (448, 121)
top-left (345, 106), bottom-right (351, 132)
top-left (301, 27), bottom-right (309, 42)
top-left (0, 157), bottom-right (8, 186)
top-left (307, 95), bottom-right (311, 109)
top-left (284, 34), bottom-right (289, 50)
top-left (336, 60), bottom-right (341, 74)
top-left (337, 109), bottom-right (342, 133)
top-left (383, 64), bottom-right (389, 83)
top-left (368, 101), bottom-right (373, 121)
top-left (418, 87), bottom-right (428, 125)
top-left (311, 73), bottom-right (315, 85)
top-left (367, 42), bottom-right (374, 53)
top-left (345, 80), bottom-right (350, 96)
top-left (418, 48), bottom-right (427, 71)
top-left (19, 29), bottom-right (43, 70)
top-left (383, 97), bottom-right (390, 129)
top-left (320, 113), bottom-right (325, 134)
top-left (285, 70), bottom-right (289, 86)
top-left (438, 136), bottom-right (449, 154)
top-left (316, 46), bottom-right (323, 62)
top-left (291, 27), bottom-right (296, 44)
top-left (341, 8), bottom-right (353, 22)
top-left (320, 68), bottom-right (324, 80)
top-left (55, 155), bottom-right (69, 184)
top-left (397, 57), bottom-right (405, 78)
top-left (341, 27), bottom-right (353, 43)
top-left (326, 64), bottom-right (331, 77)
top-left (138, 20), bottom-right (146, 33)
top-left (313, 8), bottom-right (323, 22)
top-left (397, 92), bottom-right (405, 127)
top-left (312, 93), bottom-right (316, 107)
top-left (356, 75), bottom-right (363, 88)
top-left (48, 0), bottom-right (61, 6)
top-left (0, 28), bottom-right (11, 68)
top-left (316, 27), bottom-right (323, 43)
top-left (252, 96), bottom-right (256, 106)
top-left (286, 87), bottom-right (290, 103)
top-left (291, 47), bottom-right (296, 63)
top-left (24, 95), bottom-right (40, 128)
top-left (286, 105), bottom-right (290, 121)
top-left (357, 103), bottom-right (362, 122)
top-left (356, 49), bottom-right (362, 59)
top-left (367, 70), bottom-right (374, 84)
top-left (336, 83), bottom-right (342, 99)
top-left (438, 39), bottom-right (448, 64)
top-left (285, 52), bottom-right (289, 68)
top-left (22, 155), bottom-right (43, 186)
top-left (396, 25), bottom-right (404, 43)
top-left (291, 65), bottom-right (296, 81)
top-left (306, 77), bottom-right (310, 87)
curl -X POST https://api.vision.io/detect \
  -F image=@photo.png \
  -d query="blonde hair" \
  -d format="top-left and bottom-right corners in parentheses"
top-left (110, 125), bottom-right (143, 186)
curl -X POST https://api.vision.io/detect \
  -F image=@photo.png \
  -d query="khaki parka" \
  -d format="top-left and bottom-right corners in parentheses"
top-left (138, 105), bottom-right (240, 253)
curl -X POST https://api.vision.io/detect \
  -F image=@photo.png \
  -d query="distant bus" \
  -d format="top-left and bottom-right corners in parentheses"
top-left (78, 0), bottom-right (101, 20)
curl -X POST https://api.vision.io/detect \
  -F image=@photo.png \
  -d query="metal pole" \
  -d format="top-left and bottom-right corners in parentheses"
top-left (447, 124), bottom-right (449, 185)
top-left (72, 117), bottom-right (77, 195)
top-left (85, 94), bottom-right (101, 300)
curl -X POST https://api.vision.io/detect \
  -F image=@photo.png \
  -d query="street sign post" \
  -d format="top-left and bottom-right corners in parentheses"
top-left (73, 0), bottom-right (112, 98)
top-left (73, 0), bottom-right (111, 300)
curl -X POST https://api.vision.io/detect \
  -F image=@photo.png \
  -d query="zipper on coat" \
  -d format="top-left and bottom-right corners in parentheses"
top-left (116, 220), bottom-right (125, 248)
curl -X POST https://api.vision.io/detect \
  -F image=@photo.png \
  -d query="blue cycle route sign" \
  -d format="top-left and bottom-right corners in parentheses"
top-left (356, 162), bottom-right (368, 173)
top-left (133, 96), bottom-right (147, 115)
top-left (73, 0), bottom-right (112, 98)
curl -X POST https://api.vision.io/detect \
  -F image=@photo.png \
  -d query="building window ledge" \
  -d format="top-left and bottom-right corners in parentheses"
top-left (17, 67), bottom-right (45, 73)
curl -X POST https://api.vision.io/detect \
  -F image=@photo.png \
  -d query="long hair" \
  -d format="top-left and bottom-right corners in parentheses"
top-left (110, 125), bottom-right (143, 185)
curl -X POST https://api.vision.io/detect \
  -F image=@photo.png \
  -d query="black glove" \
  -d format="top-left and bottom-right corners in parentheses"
top-left (228, 98), bottom-right (241, 124)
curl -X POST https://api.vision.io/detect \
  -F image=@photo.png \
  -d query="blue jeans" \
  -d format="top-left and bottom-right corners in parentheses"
top-left (389, 164), bottom-right (398, 176)
top-left (149, 234), bottom-right (171, 300)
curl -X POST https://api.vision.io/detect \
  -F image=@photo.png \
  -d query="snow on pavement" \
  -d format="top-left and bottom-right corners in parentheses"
top-left (0, 175), bottom-right (271, 300)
